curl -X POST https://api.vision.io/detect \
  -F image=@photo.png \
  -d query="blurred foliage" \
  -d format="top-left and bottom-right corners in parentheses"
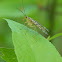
top-left (0, 48), bottom-right (18, 62)
top-left (0, 0), bottom-right (62, 61)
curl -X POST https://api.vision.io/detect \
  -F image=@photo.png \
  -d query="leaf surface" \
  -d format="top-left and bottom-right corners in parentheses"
top-left (5, 19), bottom-right (62, 62)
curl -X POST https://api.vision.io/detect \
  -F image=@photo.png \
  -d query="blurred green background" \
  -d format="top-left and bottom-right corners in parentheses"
top-left (0, 0), bottom-right (62, 61)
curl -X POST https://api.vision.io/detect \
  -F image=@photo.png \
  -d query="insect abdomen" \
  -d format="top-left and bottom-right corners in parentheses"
top-left (29, 17), bottom-right (49, 35)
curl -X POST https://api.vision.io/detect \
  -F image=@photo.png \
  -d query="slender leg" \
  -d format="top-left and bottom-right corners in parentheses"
top-left (22, 17), bottom-right (26, 21)
top-left (30, 26), bottom-right (37, 41)
top-left (24, 22), bottom-right (27, 25)
top-left (24, 22), bottom-right (28, 35)
top-left (34, 26), bottom-right (37, 41)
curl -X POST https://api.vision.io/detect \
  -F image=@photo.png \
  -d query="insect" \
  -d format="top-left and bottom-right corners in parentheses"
top-left (18, 0), bottom-right (49, 35)
top-left (22, 16), bottom-right (49, 35)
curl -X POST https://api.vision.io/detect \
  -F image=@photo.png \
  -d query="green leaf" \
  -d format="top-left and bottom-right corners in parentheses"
top-left (48, 33), bottom-right (62, 40)
top-left (5, 19), bottom-right (62, 62)
top-left (0, 48), bottom-right (18, 62)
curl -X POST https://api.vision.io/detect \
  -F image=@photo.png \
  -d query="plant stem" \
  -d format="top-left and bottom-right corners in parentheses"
top-left (48, 0), bottom-right (57, 36)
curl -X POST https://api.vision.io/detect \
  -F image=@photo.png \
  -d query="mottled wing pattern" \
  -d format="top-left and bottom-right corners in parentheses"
top-left (29, 17), bottom-right (49, 35)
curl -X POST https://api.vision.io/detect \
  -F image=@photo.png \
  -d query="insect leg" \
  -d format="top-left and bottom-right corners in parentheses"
top-left (24, 22), bottom-right (27, 25)
top-left (30, 26), bottom-right (37, 40)
top-left (24, 22), bottom-right (28, 35)
top-left (22, 17), bottom-right (26, 21)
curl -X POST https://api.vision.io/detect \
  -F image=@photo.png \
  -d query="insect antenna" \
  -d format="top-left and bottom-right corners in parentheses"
top-left (17, 0), bottom-right (27, 16)
top-left (22, 0), bottom-right (26, 16)
top-left (17, 8), bottom-right (26, 16)
top-left (17, 8), bottom-right (27, 22)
